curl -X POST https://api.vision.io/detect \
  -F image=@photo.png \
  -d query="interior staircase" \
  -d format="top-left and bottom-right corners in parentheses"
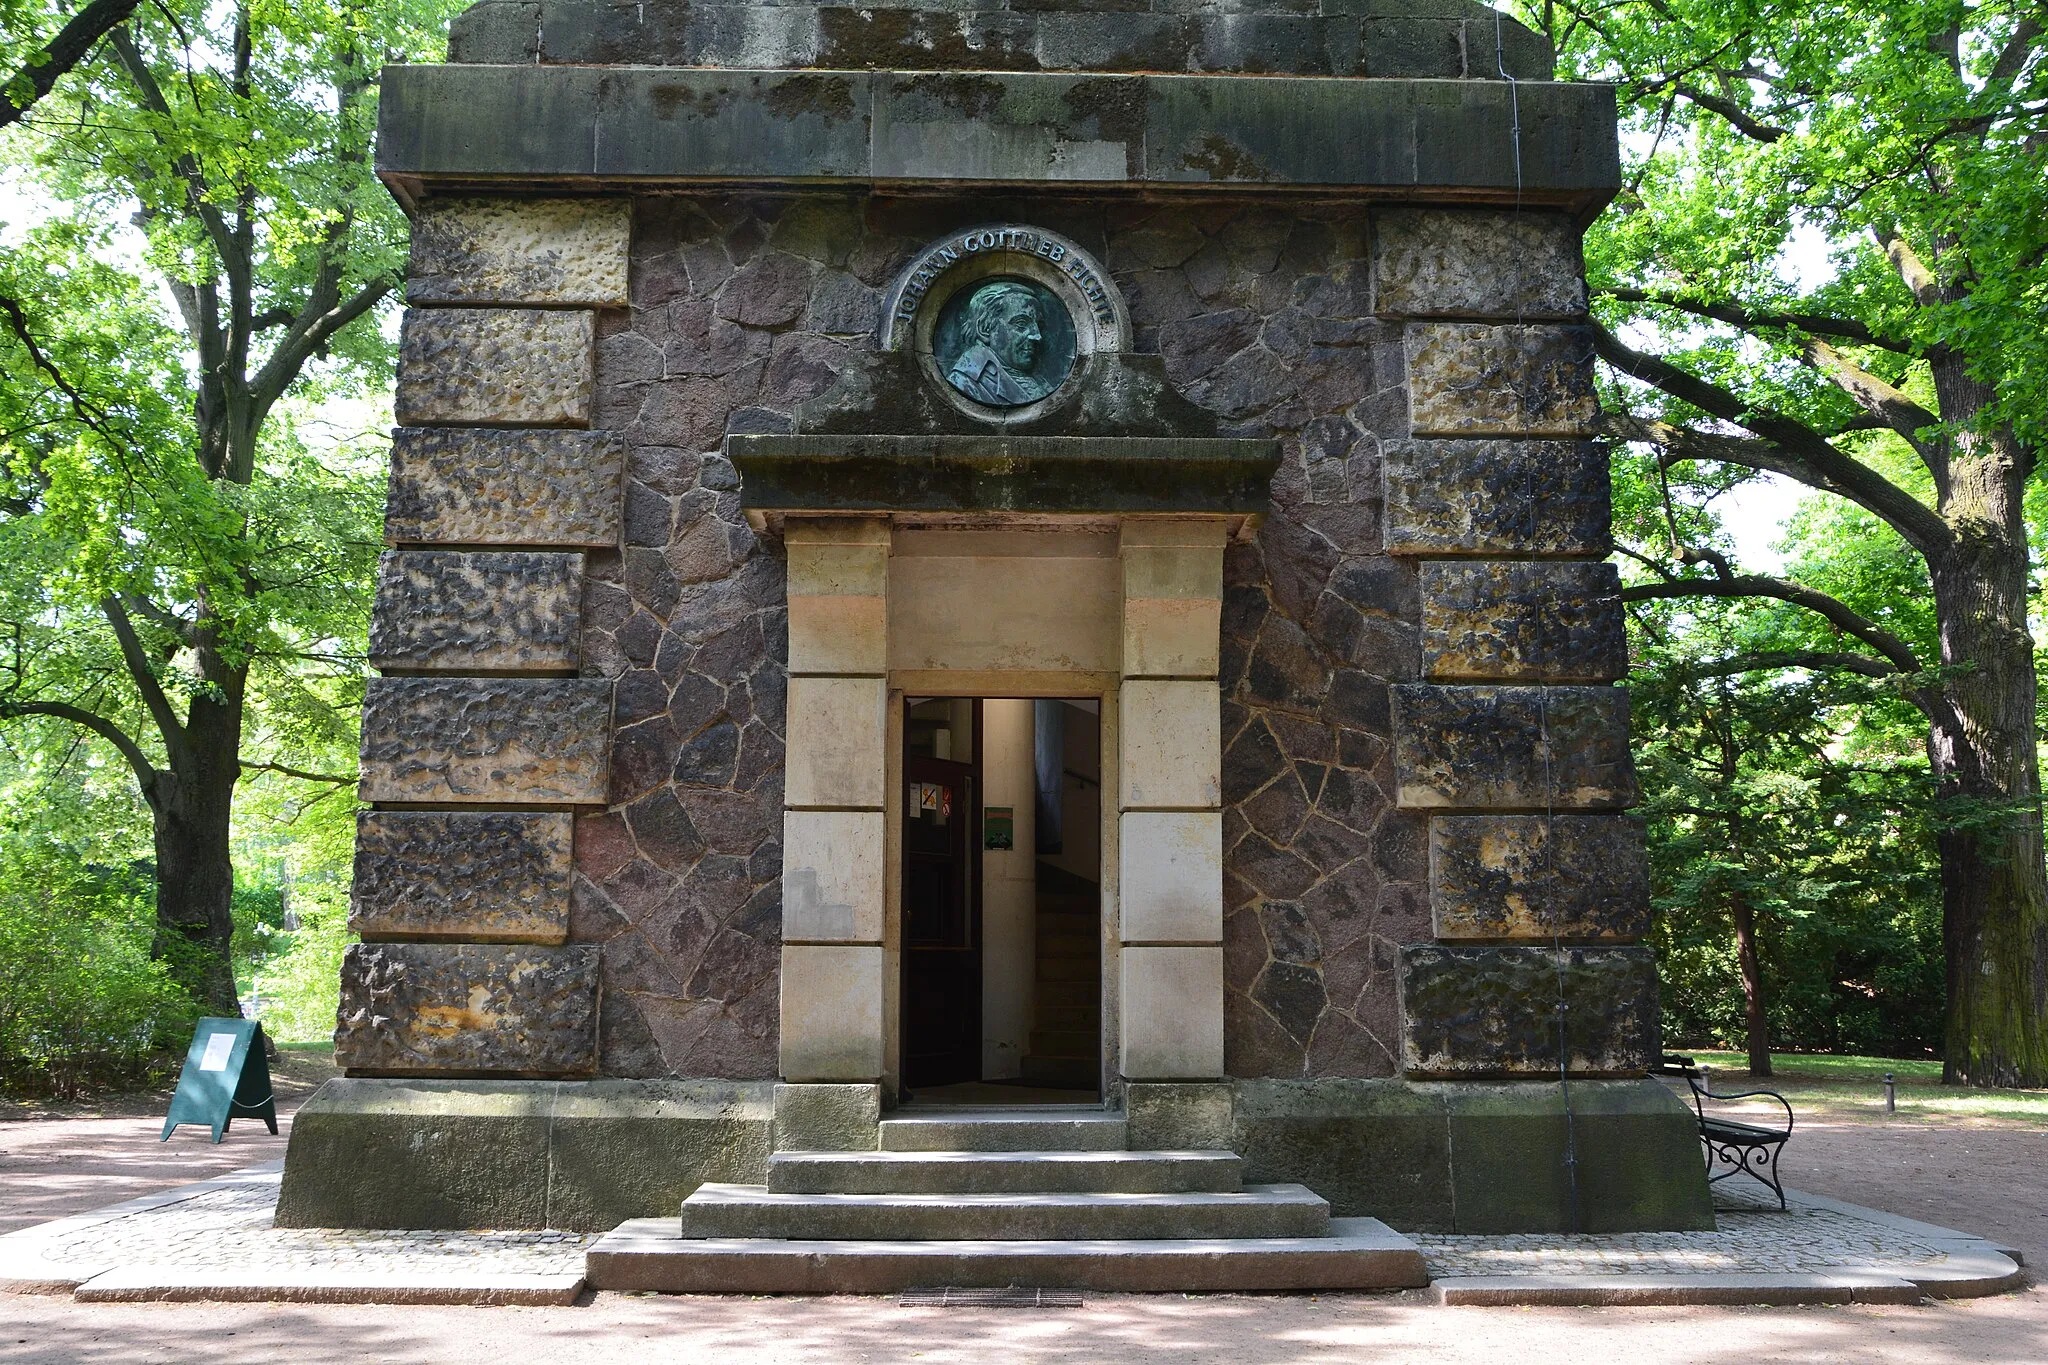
top-left (585, 1107), bottom-right (1428, 1293)
top-left (1019, 867), bottom-right (1101, 1092)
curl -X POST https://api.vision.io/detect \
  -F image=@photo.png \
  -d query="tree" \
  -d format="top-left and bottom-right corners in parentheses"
top-left (1522, 1), bottom-right (2048, 1086)
top-left (0, 0), bottom-right (453, 1014)
top-left (0, 0), bottom-right (143, 130)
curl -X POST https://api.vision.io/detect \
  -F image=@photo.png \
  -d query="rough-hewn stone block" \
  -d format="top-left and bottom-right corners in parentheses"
top-left (351, 810), bottom-right (573, 943)
top-left (395, 308), bottom-right (596, 427)
top-left (773, 1082), bottom-right (881, 1153)
top-left (1391, 684), bottom-right (1638, 809)
top-left (359, 677), bottom-right (612, 804)
top-left (409, 197), bottom-right (630, 306)
top-left (1407, 324), bottom-right (1599, 437)
top-left (1373, 208), bottom-right (1586, 318)
top-left (1398, 944), bottom-right (1656, 1076)
top-left (334, 943), bottom-right (600, 1075)
top-left (385, 427), bottom-right (624, 548)
top-left (1429, 814), bottom-right (1650, 940)
top-left (368, 551), bottom-right (583, 673)
top-left (387, 431), bottom-right (618, 548)
top-left (1383, 439), bottom-right (1611, 557)
top-left (1420, 560), bottom-right (1625, 682)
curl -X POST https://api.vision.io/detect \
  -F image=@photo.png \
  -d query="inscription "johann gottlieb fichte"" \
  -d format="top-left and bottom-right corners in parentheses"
top-left (895, 227), bottom-right (1116, 326)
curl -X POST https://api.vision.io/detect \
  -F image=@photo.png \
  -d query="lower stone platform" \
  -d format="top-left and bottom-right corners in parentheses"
top-left (586, 1217), bottom-right (1428, 1293)
top-left (275, 1075), bottom-right (1711, 1234)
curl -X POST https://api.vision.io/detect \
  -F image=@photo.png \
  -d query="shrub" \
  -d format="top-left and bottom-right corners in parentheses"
top-left (0, 842), bottom-right (197, 1099)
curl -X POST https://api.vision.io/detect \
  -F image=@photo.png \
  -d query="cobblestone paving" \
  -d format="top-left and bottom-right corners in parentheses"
top-left (1417, 1185), bottom-right (1957, 1279)
top-left (34, 1180), bottom-right (594, 1277)
top-left (23, 1173), bottom-right (1966, 1286)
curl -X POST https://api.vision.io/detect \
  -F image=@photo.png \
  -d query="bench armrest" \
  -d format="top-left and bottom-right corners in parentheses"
top-left (1688, 1079), bottom-right (1795, 1136)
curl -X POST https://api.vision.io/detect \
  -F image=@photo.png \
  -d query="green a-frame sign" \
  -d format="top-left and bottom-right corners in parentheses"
top-left (161, 1017), bottom-right (278, 1144)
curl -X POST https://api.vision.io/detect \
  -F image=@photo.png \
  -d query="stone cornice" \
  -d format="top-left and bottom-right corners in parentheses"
top-left (376, 66), bottom-right (1619, 214)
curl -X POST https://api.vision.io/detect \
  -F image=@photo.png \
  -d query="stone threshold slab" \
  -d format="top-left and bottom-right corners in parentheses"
top-left (376, 67), bottom-right (1619, 208)
top-left (71, 1268), bottom-right (585, 1306)
top-left (0, 1161), bottom-right (283, 1295)
top-left (587, 1215), bottom-right (1428, 1293)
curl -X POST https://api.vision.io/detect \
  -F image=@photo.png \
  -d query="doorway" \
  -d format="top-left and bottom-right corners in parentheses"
top-left (900, 696), bottom-right (1102, 1102)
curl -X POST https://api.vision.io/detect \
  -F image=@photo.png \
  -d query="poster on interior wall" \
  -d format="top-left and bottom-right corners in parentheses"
top-left (985, 807), bottom-right (1014, 850)
top-left (1034, 699), bottom-right (1063, 854)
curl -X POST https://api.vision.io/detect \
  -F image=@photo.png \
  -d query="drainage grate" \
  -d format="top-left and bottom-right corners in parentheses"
top-left (898, 1287), bottom-right (1084, 1308)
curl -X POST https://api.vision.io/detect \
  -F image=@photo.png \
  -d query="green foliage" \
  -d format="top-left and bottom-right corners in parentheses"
top-left (0, 838), bottom-right (196, 1099)
top-left (0, 0), bottom-right (460, 1024)
top-left (1637, 599), bottom-right (1946, 1057)
top-left (1532, 0), bottom-right (2048, 448)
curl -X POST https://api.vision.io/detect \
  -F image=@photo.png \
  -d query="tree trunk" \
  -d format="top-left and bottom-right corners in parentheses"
top-left (148, 673), bottom-right (246, 1020)
top-left (1925, 366), bottom-right (2048, 1088)
top-left (1730, 890), bottom-right (1771, 1077)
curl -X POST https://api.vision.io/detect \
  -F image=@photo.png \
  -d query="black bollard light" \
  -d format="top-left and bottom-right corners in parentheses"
top-left (1884, 1072), bottom-right (1896, 1114)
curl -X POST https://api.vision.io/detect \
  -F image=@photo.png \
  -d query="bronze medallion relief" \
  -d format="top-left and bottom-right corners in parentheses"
top-left (882, 225), bottom-right (1129, 420)
top-left (934, 277), bottom-right (1074, 408)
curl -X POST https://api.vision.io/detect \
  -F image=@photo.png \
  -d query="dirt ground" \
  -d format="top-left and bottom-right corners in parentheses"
top-left (0, 1049), bottom-right (334, 1236)
top-left (1, 1072), bottom-right (2043, 1363)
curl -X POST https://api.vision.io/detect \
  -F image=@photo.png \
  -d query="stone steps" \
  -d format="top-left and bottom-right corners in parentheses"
top-left (589, 1106), bottom-right (1429, 1294)
top-left (1036, 956), bottom-right (1101, 983)
top-left (1033, 1003), bottom-right (1098, 1031)
top-left (1033, 980), bottom-right (1099, 1008)
top-left (1036, 933), bottom-right (1098, 958)
top-left (880, 1109), bottom-right (1124, 1152)
top-left (676, 1184), bottom-right (1331, 1241)
top-left (767, 1149), bottom-right (1243, 1195)
top-left (587, 1218), bottom-right (1430, 1294)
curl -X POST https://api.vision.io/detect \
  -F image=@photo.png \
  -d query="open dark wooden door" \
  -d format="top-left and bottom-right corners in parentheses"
top-left (902, 722), bottom-right (982, 1092)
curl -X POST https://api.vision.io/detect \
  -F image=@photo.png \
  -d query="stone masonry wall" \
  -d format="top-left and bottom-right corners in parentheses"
top-left (564, 193), bottom-right (1617, 1081)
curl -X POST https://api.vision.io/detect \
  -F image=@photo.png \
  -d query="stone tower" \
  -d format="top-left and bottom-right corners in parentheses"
top-left (279, 0), bottom-right (1712, 1250)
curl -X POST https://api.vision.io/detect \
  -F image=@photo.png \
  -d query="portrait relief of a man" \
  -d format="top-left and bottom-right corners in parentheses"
top-left (943, 280), bottom-right (1056, 407)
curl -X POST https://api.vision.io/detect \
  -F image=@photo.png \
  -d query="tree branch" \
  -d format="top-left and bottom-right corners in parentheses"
top-left (1800, 337), bottom-right (1944, 464)
top-left (101, 596), bottom-right (187, 759)
top-left (0, 698), bottom-right (159, 796)
top-left (1674, 649), bottom-right (1904, 681)
top-left (1600, 287), bottom-right (1915, 354)
top-left (1671, 83), bottom-right (1791, 142)
top-left (1985, 19), bottom-right (2042, 97)
top-left (105, 29), bottom-right (237, 274)
top-left (1876, 229), bottom-right (1944, 308)
top-left (250, 275), bottom-right (394, 411)
top-left (238, 759), bottom-right (354, 786)
top-left (0, 0), bottom-right (143, 129)
top-left (0, 291), bottom-right (125, 452)
top-left (1593, 325), bottom-right (1952, 555)
top-left (1621, 573), bottom-right (1925, 674)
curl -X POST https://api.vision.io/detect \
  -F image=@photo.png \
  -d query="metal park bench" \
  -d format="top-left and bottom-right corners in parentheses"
top-left (1659, 1053), bottom-right (1794, 1210)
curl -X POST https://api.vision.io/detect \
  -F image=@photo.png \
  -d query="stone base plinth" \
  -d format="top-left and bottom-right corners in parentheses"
top-left (275, 1078), bottom-right (772, 1232)
top-left (277, 1076), bottom-right (1707, 1235)
top-left (1232, 1077), bottom-right (1713, 1234)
